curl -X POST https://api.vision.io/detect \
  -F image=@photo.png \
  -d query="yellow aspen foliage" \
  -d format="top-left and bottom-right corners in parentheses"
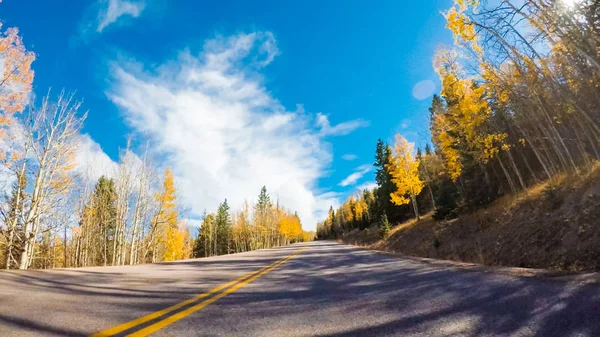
top-left (155, 168), bottom-right (181, 261)
top-left (278, 212), bottom-right (302, 244)
top-left (346, 196), bottom-right (356, 222)
top-left (444, 1), bottom-right (483, 56)
top-left (388, 134), bottom-right (424, 209)
top-left (433, 50), bottom-right (507, 180)
top-left (432, 112), bottom-right (463, 181)
top-left (353, 197), bottom-right (367, 222)
top-left (164, 223), bottom-right (190, 261)
top-left (326, 207), bottom-right (335, 227)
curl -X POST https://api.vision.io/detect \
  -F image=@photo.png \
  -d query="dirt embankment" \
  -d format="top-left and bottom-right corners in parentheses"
top-left (340, 168), bottom-right (600, 272)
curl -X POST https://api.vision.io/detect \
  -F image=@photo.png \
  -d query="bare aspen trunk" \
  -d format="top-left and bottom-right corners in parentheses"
top-left (410, 195), bottom-right (420, 220)
top-left (63, 225), bottom-right (68, 268)
top-left (427, 185), bottom-right (436, 210)
top-left (75, 235), bottom-right (81, 267)
top-left (497, 156), bottom-right (516, 194)
top-left (5, 231), bottom-right (14, 269)
top-left (506, 150), bottom-right (526, 190)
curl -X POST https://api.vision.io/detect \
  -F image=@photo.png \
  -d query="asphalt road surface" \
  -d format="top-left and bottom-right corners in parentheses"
top-left (0, 241), bottom-right (599, 337)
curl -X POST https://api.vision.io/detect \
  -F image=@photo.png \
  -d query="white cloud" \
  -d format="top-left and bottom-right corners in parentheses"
top-left (355, 181), bottom-right (377, 192)
top-left (341, 154), bottom-right (358, 161)
top-left (412, 80), bottom-right (436, 100)
top-left (257, 32), bottom-right (279, 67)
top-left (107, 32), bottom-right (352, 230)
top-left (75, 134), bottom-right (119, 181)
top-left (339, 164), bottom-right (372, 187)
top-left (316, 113), bottom-right (369, 137)
top-left (183, 218), bottom-right (203, 229)
top-left (97, 0), bottom-right (146, 32)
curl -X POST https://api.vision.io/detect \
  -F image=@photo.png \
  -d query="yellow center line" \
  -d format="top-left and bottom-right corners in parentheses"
top-left (126, 248), bottom-right (306, 337)
top-left (89, 248), bottom-right (305, 337)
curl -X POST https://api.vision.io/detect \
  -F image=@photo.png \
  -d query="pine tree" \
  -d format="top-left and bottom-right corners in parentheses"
top-left (90, 176), bottom-right (117, 266)
top-left (255, 186), bottom-right (272, 215)
top-left (379, 213), bottom-right (391, 239)
top-left (425, 143), bottom-right (432, 156)
top-left (374, 139), bottom-right (396, 221)
top-left (194, 212), bottom-right (216, 257)
top-left (215, 199), bottom-right (231, 255)
top-left (254, 186), bottom-right (274, 247)
top-left (361, 189), bottom-right (374, 229)
top-left (327, 206), bottom-right (336, 238)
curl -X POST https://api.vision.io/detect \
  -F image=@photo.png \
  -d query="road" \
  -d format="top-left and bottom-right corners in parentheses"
top-left (0, 241), bottom-right (599, 337)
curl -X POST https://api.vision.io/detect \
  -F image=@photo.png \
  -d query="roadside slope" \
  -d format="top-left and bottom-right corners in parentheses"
top-left (341, 168), bottom-right (600, 272)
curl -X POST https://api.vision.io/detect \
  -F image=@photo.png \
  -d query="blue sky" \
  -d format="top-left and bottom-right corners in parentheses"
top-left (1, 0), bottom-right (453, 230)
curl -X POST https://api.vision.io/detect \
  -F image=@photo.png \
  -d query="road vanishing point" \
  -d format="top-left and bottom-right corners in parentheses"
top-left (1, 241), bottom-right (599, 336)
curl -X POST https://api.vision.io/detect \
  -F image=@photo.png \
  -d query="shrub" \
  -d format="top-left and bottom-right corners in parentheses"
top-left (379, 214), bottom-right (391, 238)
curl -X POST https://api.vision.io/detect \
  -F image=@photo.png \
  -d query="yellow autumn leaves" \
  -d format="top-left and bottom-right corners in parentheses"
top-left (155, 168), bottom-right (192, 262)
top-left (277, 210), bottom-right (303, 243)
top-left (388, 135), bottom-right (423, 219)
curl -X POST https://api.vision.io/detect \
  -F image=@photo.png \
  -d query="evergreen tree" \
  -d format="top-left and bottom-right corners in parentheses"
top-left (433, 179), bottom-right (460, 220)
top-left (424, 143), bottom-right (432, 156)
top-left (374, 139), bottom-right (398, 221)
top-left (194, 212), bottom-right (216, 257)
top-left (379, 213), bottom-right (391, 239)
top-left (327, 206), bottom-right (336, 238)
top-left (361, 189), bottom-right (374, 229)
top-left (192, 227), bottom-right (204, 258)
top-left (255, 186), bottom-right (272, 215)
top-left (215, 199), bottom-right (231, 254)
top-left (90, 176), bottom-right (117, 266)
top-left (254, 186), bottom-right (274, 247)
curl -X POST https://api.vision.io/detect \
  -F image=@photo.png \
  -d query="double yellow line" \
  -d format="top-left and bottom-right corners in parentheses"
top-left (91, 248), bottom-right (305, 337)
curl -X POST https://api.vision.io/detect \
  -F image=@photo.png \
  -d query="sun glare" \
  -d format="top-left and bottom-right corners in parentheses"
top-left (561, 0), bottom-right (579, 8)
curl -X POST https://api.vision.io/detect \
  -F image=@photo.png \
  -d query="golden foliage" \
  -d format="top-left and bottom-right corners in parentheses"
top-left (155, 168), bottom-right (183, 261)
top-left (433, 52), bottom-right (508, 181)
top-left (164, 223), bottom-right (191, 262)
top-left (388, 134), bottom-right (424, 206)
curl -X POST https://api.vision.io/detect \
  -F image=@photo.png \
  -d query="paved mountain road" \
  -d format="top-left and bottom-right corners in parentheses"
top-left (0, 241), bottom-right (599, 337)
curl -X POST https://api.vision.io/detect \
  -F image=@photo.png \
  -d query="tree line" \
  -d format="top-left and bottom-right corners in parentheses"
top-left (193, 186), bottom-right (312, 258)
top-left (318, 0), bottom-right (600, 238)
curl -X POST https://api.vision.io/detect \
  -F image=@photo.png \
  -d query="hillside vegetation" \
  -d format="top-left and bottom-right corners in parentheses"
top-left (341, 166), bottom-right (600, 272)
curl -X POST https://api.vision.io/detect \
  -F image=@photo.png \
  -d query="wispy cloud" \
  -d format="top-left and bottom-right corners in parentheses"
top-left (339, 164), bottom-right (372, 187)
top-left (341, 154), bottom-right (358, 161)
top-left (107, 32), bottom-right (350, 230)
top-left (355, 181), bottom-right (377, 192)
top-left (76, 0), bottom-right (146, 42)
top-left (97, 0), bottom-right (146, 32)
top-left (316, 113), bottom-right (369, 137)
